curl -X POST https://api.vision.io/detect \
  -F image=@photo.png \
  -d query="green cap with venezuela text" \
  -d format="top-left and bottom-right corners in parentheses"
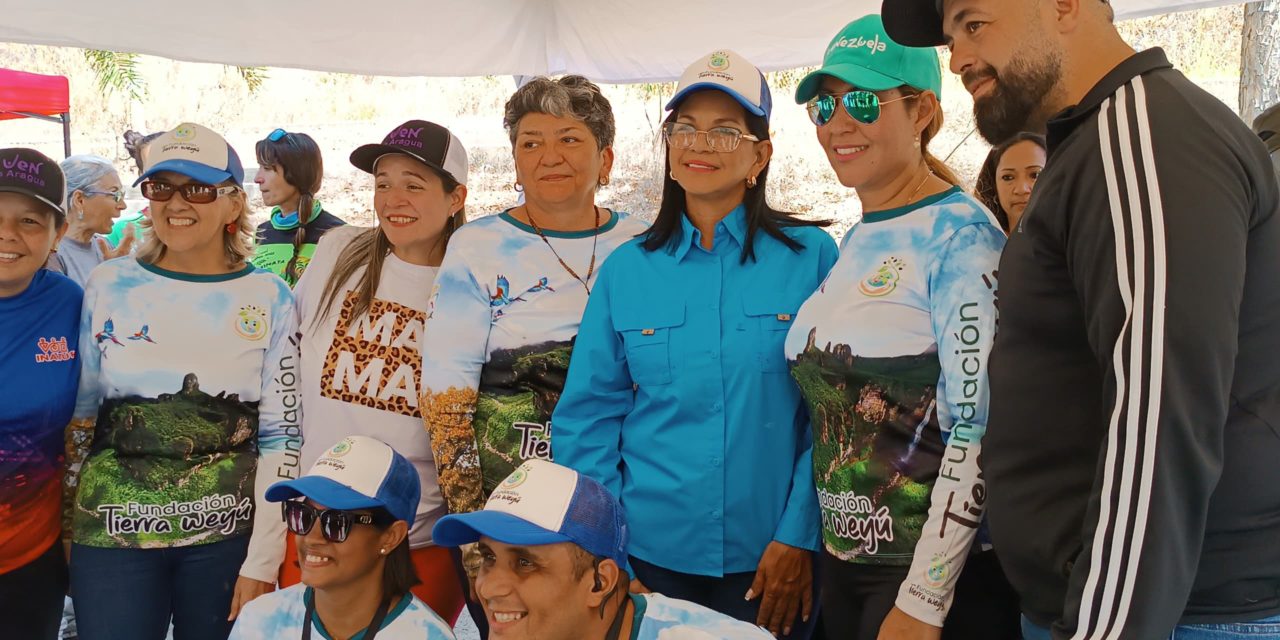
top-left (794, 15), bottom-right (942, 104)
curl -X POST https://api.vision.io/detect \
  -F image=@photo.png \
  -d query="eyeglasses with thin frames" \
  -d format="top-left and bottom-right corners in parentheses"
top-left (82, 189), bottom-right (125, 204)
top-left (661, 122), bottom-right (761, 153)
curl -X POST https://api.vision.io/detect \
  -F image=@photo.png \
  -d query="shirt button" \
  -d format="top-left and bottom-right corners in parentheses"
top-left (712, 403), bottom-right (722, 412)
top-left (712, 510), bottom-right (722, 519)
top-left (710, 457), bottom-right (721, 466)
top-left (709, 351), bottom-right (718, 359)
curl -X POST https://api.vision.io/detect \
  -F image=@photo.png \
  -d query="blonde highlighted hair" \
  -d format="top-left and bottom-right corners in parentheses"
top-left (899, 86), bottom-right (962, 186)
top-left (135, 181), bottom-right (254, 268)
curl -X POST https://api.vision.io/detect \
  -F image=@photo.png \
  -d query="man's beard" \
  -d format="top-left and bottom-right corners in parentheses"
top-left (967, 46), bottom-right (1063, 145)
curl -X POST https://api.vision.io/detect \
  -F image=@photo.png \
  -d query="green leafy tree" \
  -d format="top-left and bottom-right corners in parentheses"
top-left (83, 49), bottom-right (146, 100)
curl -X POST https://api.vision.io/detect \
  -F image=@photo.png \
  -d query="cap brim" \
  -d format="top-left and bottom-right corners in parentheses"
top-left (134, 159), bottom-right (235, 187)
top-left (882, 0), bottom-right (946, 47)
top-left (432, 510), bottom-right (574, 548)
top-left (794, 64), bottom-right (912, 103)
top-left (349, 144), bottom-right (456, 182)
top-left (666, 83), bottom-right (766, 118)
top-left (266, 475), bottom-right (386, 512)
top-left (0, 186), bottom-right (63, 216)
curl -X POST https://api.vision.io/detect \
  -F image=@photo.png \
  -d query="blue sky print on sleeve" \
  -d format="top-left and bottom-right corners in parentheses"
top-left (420, 209), bottom-right (648, 514)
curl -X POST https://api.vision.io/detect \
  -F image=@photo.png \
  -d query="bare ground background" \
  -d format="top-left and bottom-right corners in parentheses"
top-left (0, 5), bottom-right (1245, 242)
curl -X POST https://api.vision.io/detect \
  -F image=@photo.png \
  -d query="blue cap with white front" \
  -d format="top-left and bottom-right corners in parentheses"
top-left (266, 435), bottom-right (421, 525)
top-left (666, 49), bottom-right (774, 122)
top-left (134, 122), bottom-right (245, 187)
top-left (432, 460), bottom-right (628, 567)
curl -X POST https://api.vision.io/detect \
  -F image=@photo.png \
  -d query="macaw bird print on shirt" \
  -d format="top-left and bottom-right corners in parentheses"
top-left (490, 275), bottom-right (556, 321)
top-left (95, 318), bottom-right (124, 354)
top-left (128, 325), bottom-right (156, 343)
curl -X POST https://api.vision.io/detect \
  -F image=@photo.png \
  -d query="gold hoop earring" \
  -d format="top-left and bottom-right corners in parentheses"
top-left (513, 182), bottom-right (524, 193)
top-left (669, 170), bottom-right (677, 181)
top-left (598, 176), bottom-right (610, 186)
top-left (747, 176), bottom-right (758, 189)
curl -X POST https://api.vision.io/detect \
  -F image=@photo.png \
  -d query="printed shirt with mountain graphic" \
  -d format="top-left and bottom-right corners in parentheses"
top-left (420, 209), bottom-right (648, 514)
top-left (69, 258), bottom-right (301, 583)
top-left (783, 187), bottom-right (1005, 626)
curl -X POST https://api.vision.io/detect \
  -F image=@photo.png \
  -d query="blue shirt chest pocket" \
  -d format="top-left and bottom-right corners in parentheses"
top-left (616, 305), bottom-right (685, 387)
top-left (743, 298), bottom-right (798, 373)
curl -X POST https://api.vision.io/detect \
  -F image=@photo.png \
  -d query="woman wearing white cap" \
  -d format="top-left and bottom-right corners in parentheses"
top-left (553, 50), bottom-right (836, 639)
top-left (230, 435), bottom-right (456, 639)
top-left (783, 15), bottom-right (1015, 639)
top-left (286, 119), bottom-right (469, 624)
top-left (65, 123), bottom-right (301, 640)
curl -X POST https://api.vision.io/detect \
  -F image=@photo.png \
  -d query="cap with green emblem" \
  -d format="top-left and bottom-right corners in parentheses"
top-left (794, 15), bottom-right (943, 104)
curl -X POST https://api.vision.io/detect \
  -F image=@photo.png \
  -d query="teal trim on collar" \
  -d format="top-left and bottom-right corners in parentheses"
top-left (629, 593), bottom-right (649, 640)
top-left (137, 259), bottom-right (255, 282)
top-left (270, 200), bottom-right (324, 231)
top-left (860, 186), bottom-right (962, 224)
top-left (305, 589), bottom-right (413, 640)
top-left (499, 208), bottom-right (620, 238)
top-left (673, 203), bottom-right (748, 263)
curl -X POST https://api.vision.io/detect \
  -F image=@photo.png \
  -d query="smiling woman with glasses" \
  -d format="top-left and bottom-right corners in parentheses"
top-left (781, 16), bottom-right (1017, 639)
top-left (51, 155), bottom-right (131, 286)
top-left (553, 50), bottom-right (835, 640)
top-left (229, 436), bottom-right (456, 640)
top-left (66, 122), bottom-right (302, 640)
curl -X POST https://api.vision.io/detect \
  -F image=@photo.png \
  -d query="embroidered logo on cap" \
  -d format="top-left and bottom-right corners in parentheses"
top-left (173, 125), bottom-right (197, 141)
top-left (327, 438), bottom-right (354, 458)
top-left (708, 51), bottom-right (731, 72)
top-left (2, 151), bottom-right (48, 188)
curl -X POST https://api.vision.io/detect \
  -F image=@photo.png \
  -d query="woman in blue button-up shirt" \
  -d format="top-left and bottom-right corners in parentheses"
top-left (553, 50), bottom-right (837, 639)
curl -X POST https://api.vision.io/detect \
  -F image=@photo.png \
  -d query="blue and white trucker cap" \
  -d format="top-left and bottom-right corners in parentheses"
top-left (432, 460), bottom-right (628, 567)
top-left (266, 435), bottom-right (421, 525)
top-left (666, 49), bottom-right (774, 122)
top-left (134, 122), bottom-right (245, 186)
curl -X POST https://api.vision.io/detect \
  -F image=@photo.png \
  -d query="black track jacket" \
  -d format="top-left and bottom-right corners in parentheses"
top-left (986, 48), bottom-right (1280, 638)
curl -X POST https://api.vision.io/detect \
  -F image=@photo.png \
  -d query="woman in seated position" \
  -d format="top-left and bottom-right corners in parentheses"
top-left (232, 435), bottom-right (455, 639)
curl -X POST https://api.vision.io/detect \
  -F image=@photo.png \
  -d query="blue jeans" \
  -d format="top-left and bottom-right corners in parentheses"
top-left (1023, 613), bottom-right (1280, 639)
top-left (70, 536), bottom-right (249, 640)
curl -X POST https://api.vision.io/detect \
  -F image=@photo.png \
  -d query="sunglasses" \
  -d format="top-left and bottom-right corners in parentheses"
top-left (83, 189), bottom-right (125, 204)
top-left (806, 90), bottom-right (916, 127)
top-left (140, 180), bottom-right (240, 204)
top-left (283, 501), bottom-right (378, 543)
top-left (267, 128), bottom-right (289, 142)
top-left (661, 122), bottom-right (761, 153)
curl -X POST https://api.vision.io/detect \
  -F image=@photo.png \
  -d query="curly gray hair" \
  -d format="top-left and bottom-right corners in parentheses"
top-left (503, 75), bottom-right (616, 150)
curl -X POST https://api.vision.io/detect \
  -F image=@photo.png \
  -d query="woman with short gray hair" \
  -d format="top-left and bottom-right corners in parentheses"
top-left (53, 155), bottom-right (131, 286)
top-left (418, 75), bottom-right (649, 633)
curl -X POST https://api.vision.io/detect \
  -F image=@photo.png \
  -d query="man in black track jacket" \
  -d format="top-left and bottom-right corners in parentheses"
top-left (881, 0), bottom-right (1280, 637)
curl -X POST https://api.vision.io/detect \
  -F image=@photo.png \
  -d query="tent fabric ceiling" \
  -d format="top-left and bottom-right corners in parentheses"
top-left (0, 68), bottom-right (70, 121)
top-left (0, 0), bottom-right (1240, 83)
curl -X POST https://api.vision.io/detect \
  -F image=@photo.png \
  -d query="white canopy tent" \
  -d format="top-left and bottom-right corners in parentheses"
top-left (0, 0), bottom-right (1244, 83)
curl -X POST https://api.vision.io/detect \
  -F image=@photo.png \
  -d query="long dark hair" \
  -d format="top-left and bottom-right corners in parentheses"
top-left (642, 108), bottom-right (829, 263)
top-left (256, 132), bottom-right (324, 285)
top-left (974, 132), bottom-right (1046, 232)
top-left (313, 165), bottom-right (465, 329)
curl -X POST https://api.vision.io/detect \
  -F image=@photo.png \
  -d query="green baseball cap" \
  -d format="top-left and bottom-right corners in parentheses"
top-left (794, 15), bottom-right (942, 104)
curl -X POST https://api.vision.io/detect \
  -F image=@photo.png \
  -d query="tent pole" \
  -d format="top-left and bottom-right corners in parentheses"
top-left (62, 112), bottom-right (71, 157)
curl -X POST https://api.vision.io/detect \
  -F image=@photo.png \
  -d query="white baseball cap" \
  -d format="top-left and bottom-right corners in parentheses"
top-left (134, 122), bottom-right (244, 186)
top-left (432, 460), bottom-right (629, 566)
top-left (666, 49), bottom-right (774, 122)
top-left (266, 435), bottom-right (421, 525)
